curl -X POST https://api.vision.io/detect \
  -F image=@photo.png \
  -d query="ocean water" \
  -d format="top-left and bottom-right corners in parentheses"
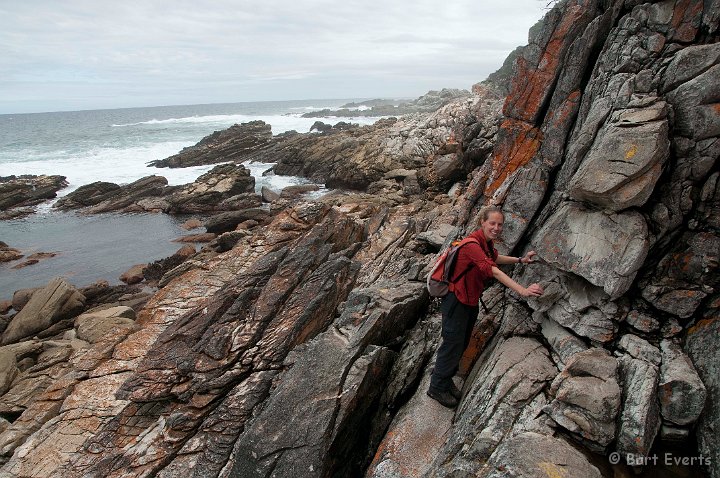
top-left (0, 100), bottom-right (382, 300)
top-left (0, 99), bottom-right (380, 193)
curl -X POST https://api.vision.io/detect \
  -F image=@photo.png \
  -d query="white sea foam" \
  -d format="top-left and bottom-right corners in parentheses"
top-left (1, 141), bottom-right (213, 195)
top-left (243, 160), bottom-right (318, 194)
top-left (112, 113), bottom-right (381, 135)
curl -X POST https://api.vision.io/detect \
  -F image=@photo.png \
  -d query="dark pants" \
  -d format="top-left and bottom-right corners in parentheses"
top-left (429, 292), bottom-right (479, 393)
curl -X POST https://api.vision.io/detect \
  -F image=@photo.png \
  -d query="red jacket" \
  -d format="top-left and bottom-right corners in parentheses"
top-left (448, 229), bottom-right (498, 306)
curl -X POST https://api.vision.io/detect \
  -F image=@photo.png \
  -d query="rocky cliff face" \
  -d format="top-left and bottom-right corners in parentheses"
top-left (0, 0), bottom-right (718, 477)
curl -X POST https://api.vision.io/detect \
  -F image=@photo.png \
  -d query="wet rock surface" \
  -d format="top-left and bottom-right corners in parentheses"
top-left (1, 1), bottom-right (719, 477)
top-left (0, 175), bottom-right (68, 217)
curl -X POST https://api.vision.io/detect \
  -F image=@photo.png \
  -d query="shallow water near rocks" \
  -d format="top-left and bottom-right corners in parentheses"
top-left (0, 210), bottom-right (190, 299)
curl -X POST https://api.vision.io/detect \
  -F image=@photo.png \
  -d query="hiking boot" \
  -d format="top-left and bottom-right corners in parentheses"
top-left (427, 389), bottom-right (459, 408)
top-left (449, 382), bottom-right (462, 400)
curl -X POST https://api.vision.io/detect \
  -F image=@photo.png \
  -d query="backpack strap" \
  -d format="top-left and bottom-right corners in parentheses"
top-left (447, 238), bottom-right (481, 283)
top-left (449, 238), bottom-right (491, 314)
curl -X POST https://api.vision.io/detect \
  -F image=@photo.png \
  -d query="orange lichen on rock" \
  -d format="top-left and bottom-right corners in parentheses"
top-left (670, 0), bottom-right (703, 41)
top-left (688, 317), bottom-right (718, 336)
top-left (504, 3), bottom-right (587, 123)
top-left (545, 90), bottom-right (582, 128)
top-left (485, 119), bottom-right (542, 196)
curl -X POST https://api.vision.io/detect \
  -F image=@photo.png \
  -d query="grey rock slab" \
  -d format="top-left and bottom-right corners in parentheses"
top-left (666, 63), bottom-right (720, 140)
top-left (540, 317), bottom-right (588, 368)
top-left (663, 43), bottom-right (720, 93)
top-left (685, 314), bottom-right (720, 478)
top-left (545, 348), bottom-right (620, 448)
top-left (365, 353), bottom-right (453, 478)
top-left (425, 337), bottom-right (557, 476)
top-left (625, 309), bottom-right (660, 334)
top-left (535, 202), bottom-right (650, 298)
top-left (478, 432), bottom-right (603, 478)
top-left (659, 339), bottom-right (707, 426)
top-left (568, 111), bottom-right (669, 211)
top-left (618, 334), bottom-right (661, 365)
top-left (617, 354), bottom-right (661, 459)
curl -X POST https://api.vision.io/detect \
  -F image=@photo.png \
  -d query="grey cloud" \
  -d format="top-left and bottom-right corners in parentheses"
top-left (0, 0), bottom-right (548, 113)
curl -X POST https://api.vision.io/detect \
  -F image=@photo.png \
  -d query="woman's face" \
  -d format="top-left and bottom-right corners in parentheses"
top-left (481, 212), bottom-right (504, 241)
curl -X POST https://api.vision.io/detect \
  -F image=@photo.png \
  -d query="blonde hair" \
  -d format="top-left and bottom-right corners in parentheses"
top-left (479, 206), bottom-right (504, 222)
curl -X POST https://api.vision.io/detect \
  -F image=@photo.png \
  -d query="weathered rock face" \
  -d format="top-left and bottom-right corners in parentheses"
top-left (0, 0), bottom-right (719, 477)
top-left (685, 302), bottom-right (720, 476)
top-left (545, 348), bottom-right (621, 451)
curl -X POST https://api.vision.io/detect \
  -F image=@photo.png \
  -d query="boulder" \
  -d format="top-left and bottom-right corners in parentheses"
top-left (261, 185), bottom-right (280, 202)
top-left (545, 348), bottom-right (621, 449)
top-left (119, 264), bottom-right (147, 285)
top-left (617, 334), bottom-right (661, 366)
top-left (180, 218), bottom-right (204, 230)
top-left (0, 301), bottom-right (11, 315)
top-left (617, 354), bottom-right (661, 460)
top-left (1, 278), bottom-right (85, 345)
top-left (204, 208), bottom-right (273, 234)
top-left (0, 347), bottom-right (18, 396)
top-left (11, 288), bottom-right (40, 312)
top-left (659, 339), bottom-right (707, 426)
top-left (74, 306), bottom-right (136, 344)
top-left (568, 102), bottom-right (670, 211)
top-left (535, 202), bottom-right (650, 298)
top-left (279, 184), bottom-right (320, 200)
top-left (625, 309), bottom-right (660, 334)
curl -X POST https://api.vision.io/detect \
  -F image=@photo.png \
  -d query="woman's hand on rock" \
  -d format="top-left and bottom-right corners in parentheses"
top-left (522, 251), bottom-right (538, 264)
top-left (522, 283), bottom-right (544, 297)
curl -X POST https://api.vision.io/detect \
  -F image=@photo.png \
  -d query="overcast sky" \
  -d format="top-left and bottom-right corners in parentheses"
top-left (0, 0), bottom-right (549, 114)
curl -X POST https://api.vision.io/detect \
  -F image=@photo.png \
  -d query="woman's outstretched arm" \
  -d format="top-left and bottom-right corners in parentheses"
top-left (491, 266), bottom-right (544, 297)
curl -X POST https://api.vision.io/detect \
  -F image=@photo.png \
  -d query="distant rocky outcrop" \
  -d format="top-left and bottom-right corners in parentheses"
top-left (53, 163), bottom-right (257, 215)
top-left (147, 120), bottom-right (273, 168)
top-left (300, 88), bottom-right (473, 118)
top-left (0, 1), bottom-right (718, 477)
top-left (255, 87), bottom-right (503, 191)
top-left (0, 175), bottom-right (68, 219)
